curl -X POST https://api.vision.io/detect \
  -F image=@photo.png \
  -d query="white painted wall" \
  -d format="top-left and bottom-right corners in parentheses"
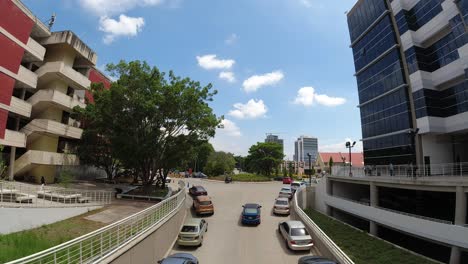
top-left (315, 178), bottom-right (328, 214)
top-left (422, 134), bottom-right (453, 164)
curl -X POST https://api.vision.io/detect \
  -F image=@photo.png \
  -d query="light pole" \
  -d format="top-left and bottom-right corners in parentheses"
top-left (307, 153), bottom-right (312, 184)
top-left (345, 141), bottom-right (356, 176)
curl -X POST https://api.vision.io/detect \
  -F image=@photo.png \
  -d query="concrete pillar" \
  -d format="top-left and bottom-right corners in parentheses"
top-left (450, 246), bottom-right (461, 264)
top-left (370, 221), bottom-right (378, 236)
top-left (370, 182), bottom-right (379, 207)
top-left (8, 147), bottom-right (16, 181)
top-left (455, 186), bottom-right (466, 225)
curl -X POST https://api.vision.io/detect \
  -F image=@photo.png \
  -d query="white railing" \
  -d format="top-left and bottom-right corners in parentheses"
top-left (0, 181), bottom-right (113, 208)
top-left (293, 189), bottom-right (354, 264)
top-left (332, 162), bottom-right (468, 179)
top-left (6, 181), bottom-right (186, 264)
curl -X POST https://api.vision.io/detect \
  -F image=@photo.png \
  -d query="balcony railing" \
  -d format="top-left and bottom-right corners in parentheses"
top-left (332, 162), bottom-right (468, 179)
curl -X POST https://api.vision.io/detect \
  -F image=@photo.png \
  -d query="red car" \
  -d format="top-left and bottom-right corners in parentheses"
top-left (282, 177), bottom-right (292, 184)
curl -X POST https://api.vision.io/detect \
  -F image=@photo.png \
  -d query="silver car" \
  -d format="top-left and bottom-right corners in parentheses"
top-left (290, 181), bottom-right (306, 192)
top-left (273, 197), bottom-right (290, 215)
top-left (177, 218), bottom-right (208, 247)
top-left (278, 220), bottom-right (314, 251)
top-left (278, 187), bottom-right (293, 199)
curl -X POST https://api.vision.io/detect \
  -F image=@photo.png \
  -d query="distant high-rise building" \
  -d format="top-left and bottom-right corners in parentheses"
top-left (294, 136), bottom-right (318, 168)
top-left (265, 134), bottom-right (284, 155)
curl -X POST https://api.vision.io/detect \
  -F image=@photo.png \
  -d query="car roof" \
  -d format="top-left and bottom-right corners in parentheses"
top-left (162, 253), bottom-right (197, 264)
top-left (281, 187), bottom-right (292, 190)
top-left (195, 195), bottom-right (211, 201)
top-left (244, 203), bottom-right (260, 208)
top-left (285, 220), bottom-right (306, 228)
top-left (183, 218), bottom-right (202, 226)
top-left (276, 197), bottom-right (289, 202)
top-left (193, 185), bottom-right (206, 190)
top-left (298, 256), bottom-right (336, 264)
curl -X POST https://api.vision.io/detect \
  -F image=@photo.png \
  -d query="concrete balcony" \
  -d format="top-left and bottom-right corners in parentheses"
top-left (36, 62), bottom-right (91, 90)
top-left (21, 119), bottom-right (83, 140)
top-left (0, 129), bottom-right (26, 148)
top-left (28, 89), bottom-right (86, 112)
top-left (14, 150), bottom-right (79, 176)
top-left (418, 111), bottom-right (468, 134)
top-left (15, 65), bottom-right (38, 89)
top-left (22, 37), bottom-right (46, 63)
top-left (0, 97), bottom-right (31, 118)
top-left (325, 194), bottom-right (468, 249)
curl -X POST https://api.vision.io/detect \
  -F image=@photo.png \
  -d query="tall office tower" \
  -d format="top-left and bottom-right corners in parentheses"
top-left (294, 136), bottom-right (318, 168)
top-left (264, 134), bottom-right (284, 155)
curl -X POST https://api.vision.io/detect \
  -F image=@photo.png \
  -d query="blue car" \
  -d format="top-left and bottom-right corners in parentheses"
top-left (241, 203), bottom-right (262, 225)
top-left (158, 253), bottom-right (198, 264)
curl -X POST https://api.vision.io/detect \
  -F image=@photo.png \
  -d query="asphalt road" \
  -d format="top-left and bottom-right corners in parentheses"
top-left (170, 178), bottom-right (316, 264)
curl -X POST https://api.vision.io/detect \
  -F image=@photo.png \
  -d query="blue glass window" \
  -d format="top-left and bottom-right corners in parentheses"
top-left (347, 0), bottom-right (387, 43)
top-left (395, 0), bottom-right (443, 35)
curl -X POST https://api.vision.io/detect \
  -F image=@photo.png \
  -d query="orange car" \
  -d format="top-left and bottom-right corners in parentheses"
top-left (193, 195), bottom-right (214, 215)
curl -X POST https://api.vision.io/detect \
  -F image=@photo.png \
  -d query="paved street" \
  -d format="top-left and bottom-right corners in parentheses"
top-left (170, 178), bottom-right (315, 264)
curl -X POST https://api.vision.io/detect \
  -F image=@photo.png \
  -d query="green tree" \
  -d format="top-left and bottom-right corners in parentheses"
top-left (245, 142), bottom-right (284, 176)
top-left (192, 141), bottom-right (214, 172)
top-left (288, 162), bottom-right (294, 177)
top-left (76, 61), bottom-right (220, 186)
top-left (329, 157), bottom-right (334, 175)
top-left (234, 155), bottom-right (246, 171)
top-left (204, 151), bottom-right (236, 176)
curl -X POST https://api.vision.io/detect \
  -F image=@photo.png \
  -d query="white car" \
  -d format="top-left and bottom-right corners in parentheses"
top-left (273, 197), bottom-right (290, 215)
top-left (291, 181), bottom-right (306, 193)
top-left (278, 220), bottom-right (314, 251)
top-left (278, 187), bottom-right (293, 199)
top-left (177, 218), bottom-right (208, 247)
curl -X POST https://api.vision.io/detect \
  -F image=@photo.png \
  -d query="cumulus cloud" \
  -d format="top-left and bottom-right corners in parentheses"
top-left (196, 55), bottom-right (235, 70)
top-left (99, 15), bottom-right (145, 44)
top-left (219, 71), bottom-right (236, 83)
top-left (225, 33), bottom-right (239, 45)
top-left (242, 70), bottom-right (284, 93)
top-left (79, 0), bottom-right (165, 16)
top-left (228, 99), bottom-right (268, 119)
top-left (319, 138), bottom-right (363, 153)
top-left (218, 119), bottom-right (241, 137)
top-left (294, 86), bottom-right (346, 107)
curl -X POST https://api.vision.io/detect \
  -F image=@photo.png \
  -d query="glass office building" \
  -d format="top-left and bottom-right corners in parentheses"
top-left (348, 0), bottom-right (468, 166)
top-left (294, 136), bottom-right (318, 168)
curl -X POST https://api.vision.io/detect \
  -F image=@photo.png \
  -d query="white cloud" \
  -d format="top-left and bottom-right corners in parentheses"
top-left (294, 86), bottom-right (346, 107)
top-left (300, 0), bottom-right (312, 8)
top-left (218, 119), bottom-right (241, 137)
top-left (225, 33), bottom-right (239, 45)
top-left (196, 54), bottom-right (235, 70)
top-left (219, 71), bottom-right (236, 83)
top-left (79, 0), bottom-right (164, 16)
top-left (319, 138), bottom-right (363, 153)
top-left (242, 70), bottom-right (284, 93)
top-left (99, 15), bottom-right (145, 44)
top-left (228, 99), bottom-right (268, 120)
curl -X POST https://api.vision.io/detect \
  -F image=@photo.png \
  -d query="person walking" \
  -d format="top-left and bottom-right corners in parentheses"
top-left (389, 163), bottom-right (394, 177)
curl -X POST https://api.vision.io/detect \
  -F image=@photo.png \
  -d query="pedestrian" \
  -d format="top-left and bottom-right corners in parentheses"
top-left (389, 163), bottom-right (394, 177)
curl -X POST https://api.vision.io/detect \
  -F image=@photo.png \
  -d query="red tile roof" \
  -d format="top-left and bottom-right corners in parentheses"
top-left (319, 152), bottom-right (364, 167)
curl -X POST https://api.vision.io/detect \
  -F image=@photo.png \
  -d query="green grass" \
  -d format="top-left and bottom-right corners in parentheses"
top-left (304, 209), bottom-right (438, 264)
top-left (0, 209), bottom-right (106, 263)
top-left (211, 173), bottom-right (272, 182)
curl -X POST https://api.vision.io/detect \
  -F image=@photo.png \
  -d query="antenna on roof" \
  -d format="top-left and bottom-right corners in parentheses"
top-left (47, 13), bottom-right (56, 30)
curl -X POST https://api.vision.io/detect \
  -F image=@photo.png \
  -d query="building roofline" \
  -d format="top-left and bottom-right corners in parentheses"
top-left (347, 0), bottom-right (365, 18)
top-left (13, 0), bottom-right (51, 37)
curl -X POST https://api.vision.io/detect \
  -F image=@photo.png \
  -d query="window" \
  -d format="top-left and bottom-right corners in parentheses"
top-left (290, 228), bottom-right (309, 236)
top-left (181, 225), bottom-right (198, 233)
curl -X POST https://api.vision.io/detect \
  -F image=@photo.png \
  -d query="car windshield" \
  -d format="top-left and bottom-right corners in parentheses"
top-left (181, 225), bottom-right (198, 232)
top-left (281, 188), bottom-right (291, 192)
top-left (291, 183), bottom-right (300, 187)
top-left (276, 200), bottom-right (288, 205)
top-left (199, 201), bottom-right (211, 206)
top-left (244, 208), bottom-right (258, 214)
top-left (291, 228), bottom-right (309, 236)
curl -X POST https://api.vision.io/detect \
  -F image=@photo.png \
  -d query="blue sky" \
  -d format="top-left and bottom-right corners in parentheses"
top-left (24, 0), bottom-right (361, 158)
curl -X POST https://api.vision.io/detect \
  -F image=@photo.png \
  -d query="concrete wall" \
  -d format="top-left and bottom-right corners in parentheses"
top-left (422, 134), bottom-right (453, 165)
top-left (108, 205), bottom-right (186, 264)
top-left (0, 206), bottom-right (101, 234)
top-left (315, 178), bottom-right (328, 214)
top-left (332, 180), bottom-right (370, 202)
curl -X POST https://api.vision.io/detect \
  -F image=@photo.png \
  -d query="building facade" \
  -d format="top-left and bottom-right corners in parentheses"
top-left (264, 134), bottom-right (284, 155)
top-left (293, 136), bottom-right (318, 168)
top-left (348, 0), bottom-right (468, 167)
top-left (0, 0), bottom-right (110, 183)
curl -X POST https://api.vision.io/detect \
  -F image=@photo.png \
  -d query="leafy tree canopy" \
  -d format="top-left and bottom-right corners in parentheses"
top-left (245, 142), bottom-right (284, 177)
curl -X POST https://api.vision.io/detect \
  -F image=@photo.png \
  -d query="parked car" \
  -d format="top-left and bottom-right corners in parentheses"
top-left (278, 221), bottom-right (314, 251)
top-left (241, 203), bottom-right (262, 225)
top-left (189, 186), bottom-right (207, 196)
top-left (193, 172), bottom-right (208, 178)
top-left (298, 256), bottom-right (337, 264)
top-left (273, 176), bottom-right (284, 181)
top-left (193, 195), bottom-right (214, 215)
top-left (273, 197), bottom-right (290, 215)
top-left (165, 176), bottom-right (172, 183)
top-left (176, 218), bottom-right (208, 247)
top-left (291, 181), bottom-right (306, 193)
top-left (282, 177), bottom-right (292, 184)
top-left (225, 176), bottom-right (232, 183)
top-left (278, 187), bottom-right (293, 199)
top-left (301, 180), bottom-right (312, 186)
top-left (158, 253), bottom-right (199, 264)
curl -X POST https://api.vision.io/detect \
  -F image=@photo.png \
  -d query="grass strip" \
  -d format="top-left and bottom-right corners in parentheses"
top-left (210, 173), bottom-right (272, 182)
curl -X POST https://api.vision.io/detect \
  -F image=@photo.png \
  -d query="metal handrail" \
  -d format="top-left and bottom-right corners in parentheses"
top-left (293, 189), bottom-right (354, 264)
top-left (6, 181), bottom-right (186, 264)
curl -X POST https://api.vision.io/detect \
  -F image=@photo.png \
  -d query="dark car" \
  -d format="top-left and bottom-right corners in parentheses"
top-left (189, 186), bottom-right (207, 196)
top-left (225, 176), bottom-right (232, 183)
top-left (241, 203), bottom-right (262, 225)
top-left (298, 256), bottom-right (336, 264)
top-left (158, 253), bottom-right (198, 264)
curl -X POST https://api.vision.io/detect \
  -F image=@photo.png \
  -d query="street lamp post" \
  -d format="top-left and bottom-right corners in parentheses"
top-left (307, 153), bottom-right (312, 185)
top-left (345, 141), bottom-right (356, 176)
